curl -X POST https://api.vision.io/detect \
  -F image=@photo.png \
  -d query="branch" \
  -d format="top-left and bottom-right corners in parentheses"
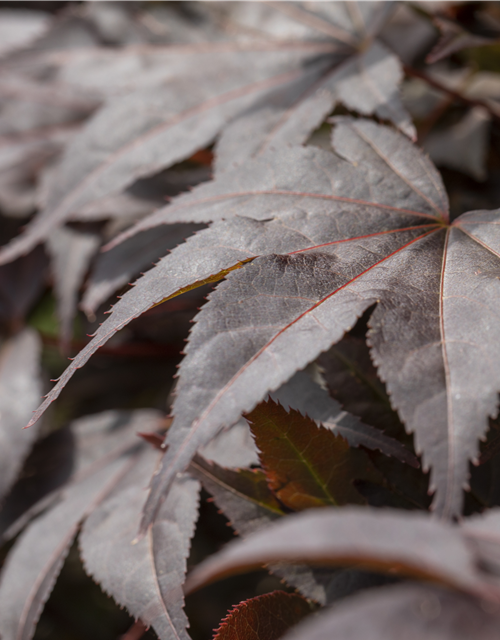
top-left (404, 64), bottom-right (500, 121)
top-left (120, 620), bottom-right (148, 640)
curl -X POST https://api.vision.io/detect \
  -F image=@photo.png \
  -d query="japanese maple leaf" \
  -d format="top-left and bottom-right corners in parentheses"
top-left (0, 1), bottom-right (414, 265)
top-left (28, 117), bottom-right (500, 528)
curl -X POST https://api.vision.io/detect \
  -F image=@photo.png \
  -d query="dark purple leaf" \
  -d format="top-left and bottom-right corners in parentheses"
top-left (27, 117), bottom-right (498, 526)
top-left (0, 450), bottom-right (137, 640)
top-left (0, 329), bottom-right (42, 502)
top-left (26, 112), bottom-right (439, 431)
top-left (272, 370), bottom-right (418, 467)
top-left (80, 449), bottom-right (200, 640)
top-left (184, 507), bottom-right (486, 597)
top-left (278, 583), bottom-right (500, 640)
top-left (46, 225), bottom-right (101, 346)
top-left (0, 2), bottom-right (414, 264)
top-left (81, 223), bottom-right (203, 317)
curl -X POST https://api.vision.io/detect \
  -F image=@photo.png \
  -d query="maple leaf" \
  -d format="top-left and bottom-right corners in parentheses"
top-left (0, 1), bottom-right (414, 265)
top-left (26, 116), bottom-right (500, 527)
top-left (246, 399), bottom-right (379, 509)
top-left (213, 591), bottom-right (311, 640)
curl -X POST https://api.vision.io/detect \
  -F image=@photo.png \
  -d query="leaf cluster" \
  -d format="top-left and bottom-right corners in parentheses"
top-left (2, 2), bottom-right (500, 639)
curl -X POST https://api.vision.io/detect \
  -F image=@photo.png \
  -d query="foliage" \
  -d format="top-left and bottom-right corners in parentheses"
top-left (2, 2), bottom-right (500, 639)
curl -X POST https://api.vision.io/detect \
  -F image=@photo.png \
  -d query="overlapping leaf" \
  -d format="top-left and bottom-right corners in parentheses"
top-left (80, 450), bottom-right (200, 640)
top-left (189, 455), bottom-right (340, 605)
top-left (213, 591), bottom-right (311, 640)
top-left (246, 400), bottom-right (378, 509)
top-left (26, 116), bottom-right (500, 525)
top-left (0, 454), bottom-right (136, 640)
top-left (0, 1), bottom-right (415, 264)
top-left (277, 583), bottom-right (500, 640)
top-left (271, 370), bottom-right (417, 466)
top-left (184, 507), bottom-right (489, 597)
top-left (0, 409), bottom-right (168, 640)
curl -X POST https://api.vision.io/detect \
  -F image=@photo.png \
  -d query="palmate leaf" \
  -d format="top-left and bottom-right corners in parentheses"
top-left (24, 113), bottom-right (437, 423)
top-left (246, 400), bottom-right (379, 509)
top-left (213, 591), bottom-right (311, 640)
top-left (0, 1), bottom-right (414, 265)
top-left (138, 120), bottom-right (498, 526)
top-left (27, 116), bottom-right (500, 527)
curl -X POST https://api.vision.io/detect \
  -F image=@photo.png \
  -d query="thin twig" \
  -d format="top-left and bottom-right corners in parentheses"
top-left (120, 620), bottom-right (148, 640)
top-left (404, 64), bottom-right (500, 121)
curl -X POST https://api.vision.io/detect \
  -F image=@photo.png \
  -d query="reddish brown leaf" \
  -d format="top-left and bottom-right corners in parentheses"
top-left (213, 591), bottom-right (311, 640)
top-left (246, 400), bottom-right (379, 510)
